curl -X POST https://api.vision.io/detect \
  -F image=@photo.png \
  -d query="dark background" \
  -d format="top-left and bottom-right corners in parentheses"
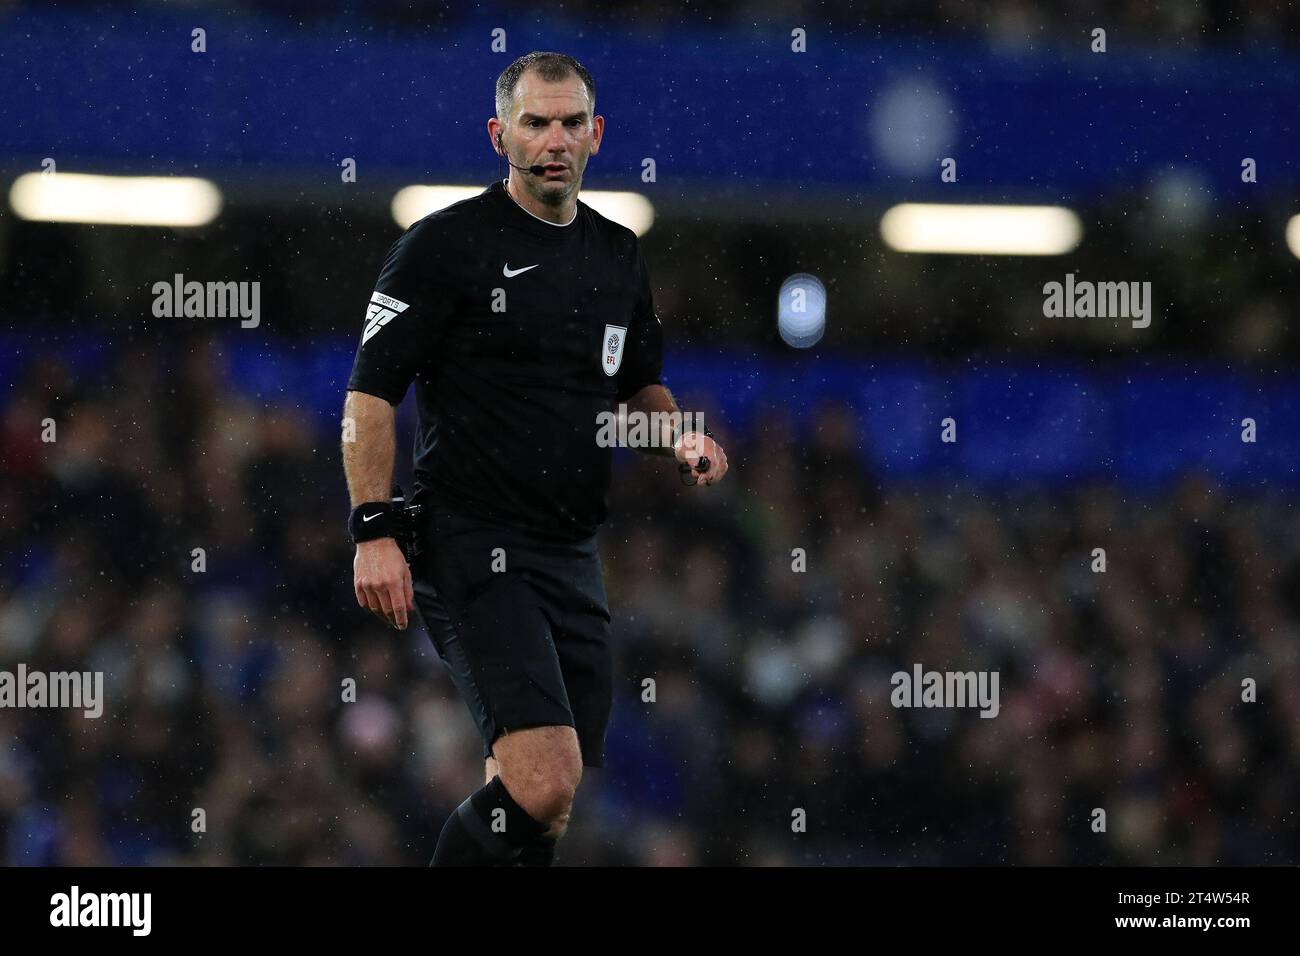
top-left (1, 1), bottom-right (1298, 865)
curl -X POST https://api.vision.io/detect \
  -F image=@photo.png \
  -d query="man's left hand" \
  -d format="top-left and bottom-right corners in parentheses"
top-left (674, 431), bottom-right (729, 486)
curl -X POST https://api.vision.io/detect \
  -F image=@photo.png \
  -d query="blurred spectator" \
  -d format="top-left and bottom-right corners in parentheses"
top-left (2, 336), bottom-right (1297, 865)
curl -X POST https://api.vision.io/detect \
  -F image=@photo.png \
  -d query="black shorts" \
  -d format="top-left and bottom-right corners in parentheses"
top-left (411, 507), bottom-right (613, 768)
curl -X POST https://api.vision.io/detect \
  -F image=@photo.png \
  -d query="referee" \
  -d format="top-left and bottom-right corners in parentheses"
top-left (341, 52), bottom-right (728, 866)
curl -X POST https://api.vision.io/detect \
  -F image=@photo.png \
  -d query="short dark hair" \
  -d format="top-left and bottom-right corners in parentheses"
top-left (495, 51), bottom-right (596, 123)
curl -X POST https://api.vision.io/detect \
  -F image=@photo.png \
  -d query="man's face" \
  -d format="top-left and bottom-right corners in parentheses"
top-left (498, 71), bottom-right (602, 206)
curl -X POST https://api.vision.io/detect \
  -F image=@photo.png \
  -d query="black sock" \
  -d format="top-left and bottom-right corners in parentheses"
top-left (430, 775), bottom-right (548, 866)
top-left (515, 834), bottom-right (558, 867)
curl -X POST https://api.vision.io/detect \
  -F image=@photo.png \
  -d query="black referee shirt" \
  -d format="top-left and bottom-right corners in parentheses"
top-left (346, 179), bottom-right (664, 540)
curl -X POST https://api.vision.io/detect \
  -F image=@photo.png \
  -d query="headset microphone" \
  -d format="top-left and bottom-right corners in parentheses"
top-left (496, 132), bottom-right (547, 175)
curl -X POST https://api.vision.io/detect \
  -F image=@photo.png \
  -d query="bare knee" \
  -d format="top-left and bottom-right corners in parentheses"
top-left (492, 725), bottom-right (583, 837)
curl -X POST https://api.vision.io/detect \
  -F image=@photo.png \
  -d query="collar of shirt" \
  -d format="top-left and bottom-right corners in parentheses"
top-left (490, 179), bottom-right (583, 241)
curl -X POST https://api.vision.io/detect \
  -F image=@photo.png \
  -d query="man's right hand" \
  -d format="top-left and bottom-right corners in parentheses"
top-left (354, 537), bottom-right (415, 630)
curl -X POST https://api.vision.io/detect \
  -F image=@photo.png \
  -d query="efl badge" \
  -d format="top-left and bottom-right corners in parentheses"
top-left (602, 324), bottom-right (627, 376)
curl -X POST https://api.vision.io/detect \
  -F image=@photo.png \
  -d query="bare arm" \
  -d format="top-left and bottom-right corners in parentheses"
top-left (624, 384), bottom-right (730, 485)
top-left (623, 383), bottom-right (680, 458)
top-left (343, 389), bottom-right (398, 505)
top-left (342, 389), bottom-right (414, 630)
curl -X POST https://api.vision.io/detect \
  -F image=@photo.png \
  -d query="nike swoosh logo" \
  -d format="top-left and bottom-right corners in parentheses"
top-left (503, 263), bottom-right (539, 278)
top-left (362, 513), bottom-right (380, 522)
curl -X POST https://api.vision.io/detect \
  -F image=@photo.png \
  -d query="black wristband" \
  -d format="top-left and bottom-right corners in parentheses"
top-left (349, 501), bottom-right (396, 543)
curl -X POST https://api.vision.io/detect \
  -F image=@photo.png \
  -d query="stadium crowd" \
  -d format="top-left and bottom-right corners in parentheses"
top-left (2, 334), bottom-right (1296, 865)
